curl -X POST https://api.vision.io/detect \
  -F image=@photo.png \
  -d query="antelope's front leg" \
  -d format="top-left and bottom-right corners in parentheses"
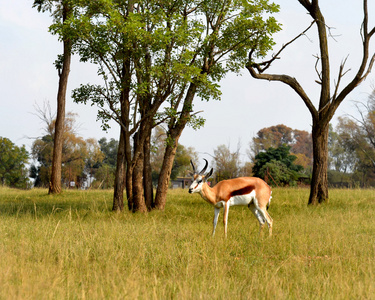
top-left (223, 202), bottom-right (230, 238)
top-left (212, 207), bottom-right (220, 236)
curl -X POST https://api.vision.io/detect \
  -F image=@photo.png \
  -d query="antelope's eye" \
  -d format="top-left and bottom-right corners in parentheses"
top-left (197, 179), bottom-right (203, 184)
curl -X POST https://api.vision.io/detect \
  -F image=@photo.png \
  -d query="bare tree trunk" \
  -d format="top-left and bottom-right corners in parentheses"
top-left (113, 129), bottom-right (126, 211)
top-left (49, 3), bottom-right (72, 194)
top-left (132, 132), bottom-right (148, 213)
top-left (143, 130), bottom-right (154, 210)
top-left (154, 140), bottom-right (179, 210)
top-left (309, 121), bottom-right (329, 205)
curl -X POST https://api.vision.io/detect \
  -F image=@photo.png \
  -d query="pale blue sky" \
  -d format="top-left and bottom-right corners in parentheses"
top-left (1, 0), bottom-right (374, 164)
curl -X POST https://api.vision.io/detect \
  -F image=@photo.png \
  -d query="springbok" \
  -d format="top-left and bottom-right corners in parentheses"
top-left (189, 159), bottom-right (273, 237)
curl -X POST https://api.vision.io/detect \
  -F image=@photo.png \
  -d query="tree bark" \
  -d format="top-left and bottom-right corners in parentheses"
top-left (154, 138), bottom-right (179, 210)
top-left (143, 129), bottom-right (154, 210)
top-left (49, 3), bottom-right (72, 194)
top-left (131, 132), bottom-right (148, 213)
top-left (112, 129), bottom-right (126, 211)
top-left (309, 120), bottom-right (329, 205)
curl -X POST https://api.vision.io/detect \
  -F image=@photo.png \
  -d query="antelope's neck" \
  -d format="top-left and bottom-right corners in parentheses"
top-left (200, 183), bottom-right (217, 205)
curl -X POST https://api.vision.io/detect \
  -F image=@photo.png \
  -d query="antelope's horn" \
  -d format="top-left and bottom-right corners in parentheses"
top-left (199, 159), bottom-right (208, 175)
top-left (190, 159), bottom-right (196, 174)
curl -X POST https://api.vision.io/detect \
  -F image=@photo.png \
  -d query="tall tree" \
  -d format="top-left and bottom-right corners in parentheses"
top-left (247, 0), bottom-right (375, 204)
top-left (33, 0), bottom-right (74, 194)
top-left (153, 0), bottom-right (281, 209)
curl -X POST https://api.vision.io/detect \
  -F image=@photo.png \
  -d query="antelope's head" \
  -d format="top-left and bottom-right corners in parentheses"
top-left (189, 159), bottom-right (213, 194)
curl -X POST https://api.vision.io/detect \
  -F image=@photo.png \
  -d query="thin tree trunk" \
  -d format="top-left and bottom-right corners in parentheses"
top-left (309, 121), bottom-right (329, 205)
top-left (143, 129), bottom-right (154, 210)
top-left (113, 129), bottom-right (126, 211)
top-left (49, 4), bottom-right (72, 194)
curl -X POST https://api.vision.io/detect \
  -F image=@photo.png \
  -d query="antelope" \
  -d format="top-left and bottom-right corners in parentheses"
top-left (189, 159), bottom-right (273, 237)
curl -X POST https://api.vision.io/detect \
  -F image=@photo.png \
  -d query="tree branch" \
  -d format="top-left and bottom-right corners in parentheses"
top-left (245, 65), bottom-right (318, 119)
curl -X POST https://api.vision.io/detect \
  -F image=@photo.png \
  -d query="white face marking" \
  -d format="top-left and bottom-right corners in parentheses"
top-left (189, 175), bottom-right (204, 194)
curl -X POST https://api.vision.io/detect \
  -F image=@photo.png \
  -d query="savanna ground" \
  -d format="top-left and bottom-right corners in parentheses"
top-left (0, 187), bottom-right (374, 299)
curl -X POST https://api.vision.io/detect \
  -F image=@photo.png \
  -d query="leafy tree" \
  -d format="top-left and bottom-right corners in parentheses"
top-left (171, 144), bottom-right (198, 180)
top-left (247, 0), bottom-right (375, 204)
top-left (30, 113), bottom-right (103, 188)
top-left (98, 138), bottom-right (118, 168)
top-left (259, 160), bottom-right (300, 186)
top-left (33, 0), bottom-right (74, 194)
top-left (250, 124), bottom-right (312, 167)
top-left (0, 137), bottom-right (30, 188)
top-left (89, 138), bottom-right (118, 189)
top-left (69, 0), bottom-right (281, 212)
top-left (252, 145), bottom-right (303, 186)
top-left (251, 124), bottom-right (293, 156)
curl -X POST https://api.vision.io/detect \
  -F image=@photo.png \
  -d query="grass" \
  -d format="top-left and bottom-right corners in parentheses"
top-left (0, 187), bottom-right (374, 299)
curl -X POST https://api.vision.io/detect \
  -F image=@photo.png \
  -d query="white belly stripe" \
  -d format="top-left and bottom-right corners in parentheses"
top-left (228, 190), bottom-right (256, 206)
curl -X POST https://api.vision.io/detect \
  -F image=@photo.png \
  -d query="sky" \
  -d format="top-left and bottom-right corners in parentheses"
top-left (1, 0), bottom-right (374, 165)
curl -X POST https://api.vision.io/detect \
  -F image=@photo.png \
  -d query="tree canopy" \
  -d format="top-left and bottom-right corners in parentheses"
top-left (252, 144), bottom-right (304, 186)
top-left (0, 137), bottom-right (30, 189)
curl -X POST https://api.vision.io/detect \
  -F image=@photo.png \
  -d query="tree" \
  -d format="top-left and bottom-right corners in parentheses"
top-left (153, 0), bottom-right (281, 210)
top-left (250, 124), bottom-right (312, 166)
top-left (30, 113), bottom-right (103, 188)
top-left (0, 137), bottom-right (30, 189)
top-left (247, 0), bottom-right (375, 204)
top-left (252, 145), bottom-right (303, 186)
top-left (329, 92), bottom-right (375, 186)
top-left (251, 124), bottom-right (293, 157)
top-left (213, 144), bottom-right (242, 181)
top-left (33, 0), bottom-right (74, 194)
top-left (71, 0), bottom-right (281, 212)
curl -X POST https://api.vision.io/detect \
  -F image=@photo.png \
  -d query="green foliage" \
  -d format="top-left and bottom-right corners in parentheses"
top-left (0, 187), bottom-right (374, 298)
top-left (170, 144), bottom-right (197, 180)
top-left (253, 145), bottom-right (304, 186)
top-left (66, 0), bottom-right (281, 131)
top-left (0, 138), bottom-right (30, 189)
top-left (90, 138), bottom-right (119, 188)
top-left (259, 160), bottom-right (300, 186)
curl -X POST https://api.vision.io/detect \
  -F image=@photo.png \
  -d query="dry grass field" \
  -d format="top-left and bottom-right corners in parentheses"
top-left (0, 187), bottom-right (374, 299)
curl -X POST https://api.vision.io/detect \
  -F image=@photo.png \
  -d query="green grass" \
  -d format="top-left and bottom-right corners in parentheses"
top-left (0, 187), bottom-right (374, 299)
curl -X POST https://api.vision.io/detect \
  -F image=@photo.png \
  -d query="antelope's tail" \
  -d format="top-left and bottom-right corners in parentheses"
top-left (266, 191), bottom-right (272, 210)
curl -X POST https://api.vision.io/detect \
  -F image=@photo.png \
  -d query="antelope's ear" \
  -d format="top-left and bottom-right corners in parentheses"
top-left (188, 171), bottom-right (195, 177)
top-left (205, 168), bottom-right (213, 180)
